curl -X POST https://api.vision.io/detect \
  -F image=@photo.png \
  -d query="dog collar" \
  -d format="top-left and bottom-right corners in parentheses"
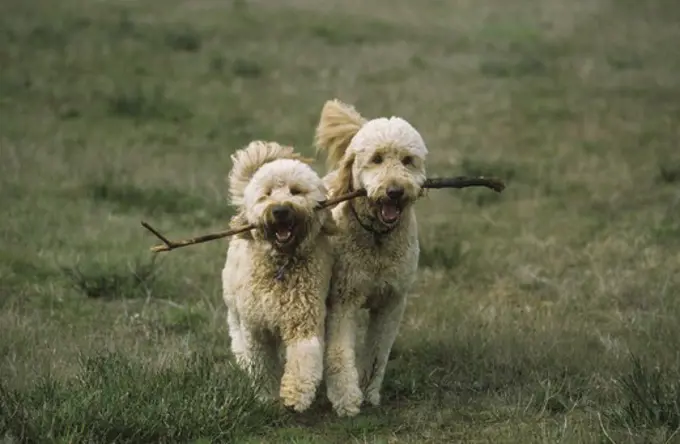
top-left (273, 256), bottom-right (292, 281)
top-left (348, 196), bottom-right (398, 240)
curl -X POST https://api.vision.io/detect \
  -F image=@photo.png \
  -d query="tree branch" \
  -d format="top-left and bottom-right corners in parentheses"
top-left (142, 175), bottom-right (505, 253)
top-left (423, 176), bottom-right (505, 193)
top-left (142, 189), bottom-right (368, 253)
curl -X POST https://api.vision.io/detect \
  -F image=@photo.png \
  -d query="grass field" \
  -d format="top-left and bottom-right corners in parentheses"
top-left (1, 0), bottom-right (680, 442)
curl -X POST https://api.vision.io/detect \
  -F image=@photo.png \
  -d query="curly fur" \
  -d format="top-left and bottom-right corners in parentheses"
top-left (228, 141), bottom-right (312, 207)
top-left (315, 100), bottom-right (428, 417)
top-left (222, 140), bottom-right (337, 412)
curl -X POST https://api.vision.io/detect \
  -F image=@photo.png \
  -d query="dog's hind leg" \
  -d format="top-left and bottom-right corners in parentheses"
top-left (360, 293), bottom-right (406, 407)
top-left (229, 312), bottom-right (281, 402)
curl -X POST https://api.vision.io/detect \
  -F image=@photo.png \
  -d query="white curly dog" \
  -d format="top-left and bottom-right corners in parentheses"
top-left (315, 99), bottom-right (429, 417)
top-left (221, 140), bottom-right (338, 412)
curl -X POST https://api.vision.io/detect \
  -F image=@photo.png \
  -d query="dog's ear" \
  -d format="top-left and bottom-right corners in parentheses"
top-left (315, 99), bottom-right (366, 170)
top-left (320, 210), bottom-right (340, 236)
top-left (325, 152), bottom-right (355, 197)
top-left (229, 210), bottom-right (253, 240)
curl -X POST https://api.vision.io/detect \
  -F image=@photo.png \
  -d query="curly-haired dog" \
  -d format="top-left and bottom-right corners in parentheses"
top-left (221, 140), bottom-right (338, 412)
top-left (315, 99), bottom-right (428, 417)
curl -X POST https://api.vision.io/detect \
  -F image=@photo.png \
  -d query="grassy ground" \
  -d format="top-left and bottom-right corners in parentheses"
top-left (1, 0), bottom-right (680, 442)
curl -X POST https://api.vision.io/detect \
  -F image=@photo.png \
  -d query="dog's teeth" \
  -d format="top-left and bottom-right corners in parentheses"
top-left (380, 204), bottom-right (400, 223)
top-left (275, 230), bottom-right (292, 242)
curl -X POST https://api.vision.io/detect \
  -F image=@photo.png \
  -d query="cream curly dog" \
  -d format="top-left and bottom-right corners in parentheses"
top-left (315, 99), bottom-right (429, 417)
top-left (221, 140), bottom-right (338, 412)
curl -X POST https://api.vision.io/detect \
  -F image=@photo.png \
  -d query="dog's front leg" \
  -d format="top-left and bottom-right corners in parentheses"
top-left (360, 294), bottom-right (407, 407)
top-left (280, 335), bottom-right (324, 412)
top-left (279, 328), bottom-right (324, 413)
top-left (325, 301), bottom-right (363, 417)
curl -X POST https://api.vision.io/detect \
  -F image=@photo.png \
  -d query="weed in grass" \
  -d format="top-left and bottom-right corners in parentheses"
top-left (165, 27), bottom-right (202, 52)
top-left (106, 85), bottom-right (192, 122)
top-left (231, 58), bottom-right (265, 79)
top-left (61, 257), bottom-right (161, 300)
top-left (479, 55), bottom-right (549, 78)
top-left (658, 163), bottom-right (680, 184)
top-left (307, 22), bottom-right (396, 46)
top-left (209, 54), bottom-right (226, 73)
top-left (419, 240), bottom-right (464, 269)
top-left (607, 52), bottom-right (644, 71)
top-left (605, 355), bottom-right (680, 439)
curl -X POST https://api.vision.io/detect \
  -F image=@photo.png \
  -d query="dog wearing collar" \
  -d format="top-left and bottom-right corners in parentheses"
top-left (222, 140), bottom-right (338, 412)
top-left (315, 99), bottom-right (428, 417)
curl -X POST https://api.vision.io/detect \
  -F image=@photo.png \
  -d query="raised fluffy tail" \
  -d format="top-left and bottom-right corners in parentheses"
top-left (314, 99), bottom-right (366, 169)
top-left (228, 141), bottom-right (309, 206)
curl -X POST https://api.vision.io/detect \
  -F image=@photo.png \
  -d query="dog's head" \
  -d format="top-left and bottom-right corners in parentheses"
top-left (241, 158), bottom-right (336, 253)
top-left (327, 117), bottom-right (428, 229)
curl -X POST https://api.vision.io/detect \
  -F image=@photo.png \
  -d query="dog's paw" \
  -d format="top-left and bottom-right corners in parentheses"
top-left (365, 389), bottom-right (381, 407)
top-left (280, 377), bottom-right (317, 412)
top-left (281, 391), bottom-right (316, 413)
top-left (328, 383), bottom-right (363, 417)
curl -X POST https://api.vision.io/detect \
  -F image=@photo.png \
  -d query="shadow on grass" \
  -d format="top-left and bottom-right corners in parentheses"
top-left (0, 352), bottom-right (287, 443)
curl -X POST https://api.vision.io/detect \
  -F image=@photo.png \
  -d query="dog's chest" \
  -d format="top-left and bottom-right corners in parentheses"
top-left (246, 253), bottom-right (329, 328)
top-left (339, 234), bottom-right (419, 298)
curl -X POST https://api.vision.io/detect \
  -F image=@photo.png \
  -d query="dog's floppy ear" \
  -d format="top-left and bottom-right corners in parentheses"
top-left (325, 152), bottom-right (355, 198)
top-left (315, 99), bottom-right (366, 170)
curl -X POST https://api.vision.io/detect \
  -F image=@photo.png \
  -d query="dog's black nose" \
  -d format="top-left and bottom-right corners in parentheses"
top-left (386, 186), bottom-right (404, 200)
top-left (271, 205), bottom-right (292, 220)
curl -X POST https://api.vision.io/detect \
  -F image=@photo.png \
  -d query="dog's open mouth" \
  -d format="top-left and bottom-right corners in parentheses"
top-left (274, 226), bottom-right (294, 244)
top-left (266, 204), bottom-right (300, 248)
top-left (377, 201), bottom-right (403, 226)
top-left (270, 220), bottom-right (298, 248)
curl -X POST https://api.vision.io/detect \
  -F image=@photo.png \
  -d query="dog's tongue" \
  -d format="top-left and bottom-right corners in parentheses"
top-left (380, 203), bottom-right (401, 223)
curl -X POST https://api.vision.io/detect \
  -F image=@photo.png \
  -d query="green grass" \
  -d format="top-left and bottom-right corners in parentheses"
top-left (2, 0), bottom-right (680, 442)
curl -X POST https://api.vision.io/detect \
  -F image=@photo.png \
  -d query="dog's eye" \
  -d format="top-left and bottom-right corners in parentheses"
top-left (371, 154), bottom-right (383, 164)
top-left (402, 156), bottom-right (413, 166)
top-left (290, 186), bottom-right (302, 196)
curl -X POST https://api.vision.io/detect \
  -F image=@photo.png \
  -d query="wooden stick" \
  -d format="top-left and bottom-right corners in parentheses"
top-left (142, 176), bottom-right (505, 253)
top-left (423, 176), bottom-right (505, 193)
top-left (144, 222), bottom-right (256, 253)
top-left (142, 189), bottom-right (368, 253)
